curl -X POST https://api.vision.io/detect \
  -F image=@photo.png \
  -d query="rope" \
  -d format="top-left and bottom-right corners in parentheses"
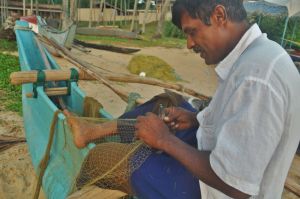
top-left (33, 110), bottom-right (62, 199)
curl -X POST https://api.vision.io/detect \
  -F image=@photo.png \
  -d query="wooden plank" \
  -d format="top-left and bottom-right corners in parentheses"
top-left (284, 154), bottom-right (300, 198)
top-left (67, 186), bottom-right (127, 199)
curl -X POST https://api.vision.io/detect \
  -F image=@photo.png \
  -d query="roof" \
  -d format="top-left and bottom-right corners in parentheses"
top-left (244, 0), bottom-right (288, 15)
top-left (265, 0), bottom-right (300, 17)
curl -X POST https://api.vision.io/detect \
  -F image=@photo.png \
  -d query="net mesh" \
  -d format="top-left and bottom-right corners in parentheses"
top-left (67, 90), bottom-right (185, 195)
top-left (73, 118), bottom-right (152, 194)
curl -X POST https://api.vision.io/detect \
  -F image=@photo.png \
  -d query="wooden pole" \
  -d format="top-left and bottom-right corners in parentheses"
top-left (89, 0), bottom-right (93, 28)
top-left (10, 70), bottom-right (94, 85)
top-left (113, 0), bottom-right (117, 26)
top-left (23, 0), bottom-right (26, 16)
top-left (31, 0), bottom-right (33, 15)
top-left (97, 0), bottom-right (105, 26)
top-left (130, 0), bottom-right (138, 32)
top-left (35, 0), bottom-right (39, 16)
top-left (124, 0), bottom-right (127, 25)
top-left (142, 0), bottom-right (151, 33)
top-left (10, 69), bottom-right (209, 100)
top-left (70, 0), bottom-right (74, 21)
top-left (62, 0), bottom-right (68, 29)
top-left (26, 87), bottom-right (69, 98)
top-left (120, 0), bottom-right (123, 26)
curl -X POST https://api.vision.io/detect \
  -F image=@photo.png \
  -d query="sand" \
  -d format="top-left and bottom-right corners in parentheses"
top-left (0, 46), bottom-right (298, 199)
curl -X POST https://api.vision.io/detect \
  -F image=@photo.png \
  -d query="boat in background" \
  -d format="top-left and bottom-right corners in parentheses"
top-left (76, 26), bottom-right (140, 40)
top-left (20, 15), bottom-right (76, 49)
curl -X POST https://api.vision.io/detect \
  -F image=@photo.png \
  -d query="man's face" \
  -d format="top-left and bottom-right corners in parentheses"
top-left (180, 10), bottom-right (225, 65)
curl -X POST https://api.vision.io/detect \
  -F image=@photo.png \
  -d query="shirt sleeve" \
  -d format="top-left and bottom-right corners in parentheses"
top-left (209, 78), bottom-right (285, 196)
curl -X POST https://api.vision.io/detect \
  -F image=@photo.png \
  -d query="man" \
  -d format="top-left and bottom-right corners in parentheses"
top-left (135, 0), bottom-right (300, 198)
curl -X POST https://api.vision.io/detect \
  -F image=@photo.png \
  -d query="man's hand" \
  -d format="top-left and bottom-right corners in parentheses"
top-left (135, 112), bottom-right (172, 150)
top-left (163, 107), bottom-right (199, 131)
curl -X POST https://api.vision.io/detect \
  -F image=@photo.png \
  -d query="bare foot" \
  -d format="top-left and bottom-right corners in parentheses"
top-left (64, 110), bottom-right (91, 148)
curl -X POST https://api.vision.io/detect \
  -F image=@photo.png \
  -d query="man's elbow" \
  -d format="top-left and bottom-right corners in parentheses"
top-left (227, 189), bottom-right (251, 199)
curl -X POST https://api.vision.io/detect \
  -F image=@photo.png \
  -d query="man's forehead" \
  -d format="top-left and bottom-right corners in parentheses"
top-left (180, 11), bottom-right (203, 30)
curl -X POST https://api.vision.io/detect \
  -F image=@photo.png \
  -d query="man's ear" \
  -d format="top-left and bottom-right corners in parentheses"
top-left (211, 5), bottom-right (227, 26)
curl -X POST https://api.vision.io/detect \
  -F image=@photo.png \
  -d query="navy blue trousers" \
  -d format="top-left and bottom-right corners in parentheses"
top-left (119, 99), bottom-right (201, 199)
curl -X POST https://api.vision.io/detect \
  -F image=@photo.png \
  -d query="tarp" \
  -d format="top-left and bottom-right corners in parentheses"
top-left (265, 0), bottom-right (300, 17)
top-left (244, 1), bottom-right (287, 15)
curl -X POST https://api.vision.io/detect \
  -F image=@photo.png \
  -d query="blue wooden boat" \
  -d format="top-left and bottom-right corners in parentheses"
top-left (15, 20), bottom-right (112, 199)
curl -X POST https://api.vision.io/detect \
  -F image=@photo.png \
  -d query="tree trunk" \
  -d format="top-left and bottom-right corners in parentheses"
top-left (97, 0), bottom-right (105, 26)
top-left (35, 0), bottom-right (39, 16)
top-left (130, 0), bottom-right (138, 32)
top-left (154, 0), bottom-right (170, 38)
top-left (120, 0), bottom-right (123, 26)
top-left (31, 0), bottom-right (33, 15)
top-left (124, 0), bottom-right (127, 25)
top-left (89, 0), bottom-right (93, 28)
top-left (142, 0), bottom-right (151, 33)
top-left (113, 0), bottom-right (117, 26)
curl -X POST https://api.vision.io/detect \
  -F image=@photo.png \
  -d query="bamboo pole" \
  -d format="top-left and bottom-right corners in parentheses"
top-left (10, 70), bottom-right (209, 100)
top-left (10, 70), bottom-right (94, 85)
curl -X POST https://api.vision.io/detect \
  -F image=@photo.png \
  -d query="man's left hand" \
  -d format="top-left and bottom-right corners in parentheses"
top-left (135, 112), bottom-right (172, 150)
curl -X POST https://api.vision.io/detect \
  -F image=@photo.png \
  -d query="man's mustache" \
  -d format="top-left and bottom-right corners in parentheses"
top-left (193, 45), bottom-right (203, 53)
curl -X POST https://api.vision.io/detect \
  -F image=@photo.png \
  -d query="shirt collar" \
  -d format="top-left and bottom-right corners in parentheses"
top-left (215, 23), bottom-right (263, 80)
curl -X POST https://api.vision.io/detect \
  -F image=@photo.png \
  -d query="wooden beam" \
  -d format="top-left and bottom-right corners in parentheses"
top-left (10, 69), bottom-right (94, 85)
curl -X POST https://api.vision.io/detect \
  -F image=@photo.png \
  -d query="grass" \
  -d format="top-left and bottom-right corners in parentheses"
top-left (75, 21), bottom-right (186, 48)
top-left (127, 54), bottom-right (181, 82)
top-left (0, 52), bottom-right (22, 114)
top-left (0, 39), bottom-right (17, 52)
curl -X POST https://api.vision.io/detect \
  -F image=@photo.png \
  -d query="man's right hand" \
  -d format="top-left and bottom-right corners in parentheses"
top-left (163, 107), bottom-right (199, 131)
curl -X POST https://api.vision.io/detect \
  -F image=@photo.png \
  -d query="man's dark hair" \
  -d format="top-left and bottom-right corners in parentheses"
top-left (172, 0), bottom-right (247, 29)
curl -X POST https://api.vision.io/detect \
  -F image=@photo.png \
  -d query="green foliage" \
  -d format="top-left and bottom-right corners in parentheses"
top-left (163, 21), bottom-right (186, 39)
top-left (248, 13), bottom-right (300, 46)
top-left (0, 39), bottom-right (17, 52)
top-left (0, 53), bottom-right (22, 114)
top-left (127, 55), bottom-right (180, 82)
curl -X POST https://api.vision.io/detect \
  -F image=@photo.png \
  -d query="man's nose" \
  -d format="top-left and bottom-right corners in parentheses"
top-left (187, 36), bottom-right (195, 49)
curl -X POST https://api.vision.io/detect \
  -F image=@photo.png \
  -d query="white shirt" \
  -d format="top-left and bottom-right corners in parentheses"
top-left (196, 24), bottom-right (300, 198)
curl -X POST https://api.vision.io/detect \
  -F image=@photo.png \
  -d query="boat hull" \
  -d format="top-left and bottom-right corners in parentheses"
top-left (15, 20), bottom-right (90, 199)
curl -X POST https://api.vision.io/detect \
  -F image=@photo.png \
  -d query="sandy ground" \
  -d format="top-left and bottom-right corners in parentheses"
top-left (0, 46), bottom-right (298, 198)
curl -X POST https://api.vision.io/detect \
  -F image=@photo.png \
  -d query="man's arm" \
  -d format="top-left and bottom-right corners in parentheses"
top-left (161, 135), bottom-right (250, 199)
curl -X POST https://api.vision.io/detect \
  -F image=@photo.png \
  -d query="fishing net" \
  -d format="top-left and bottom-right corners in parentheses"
top-left (69, 91), bottom-right (185, 195)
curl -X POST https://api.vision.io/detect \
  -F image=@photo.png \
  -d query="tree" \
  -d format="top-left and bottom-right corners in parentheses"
top-left (130, 0), bottom-right (138, 32)
top-left (153, 0), bottom-right (170, 38)
top-left (142, 0), bottom-right (151, 33)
